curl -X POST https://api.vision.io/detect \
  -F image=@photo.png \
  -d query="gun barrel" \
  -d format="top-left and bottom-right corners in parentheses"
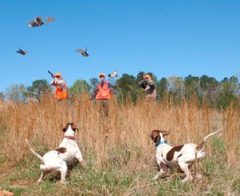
top-left (48, 70), bottom-right (54, 78)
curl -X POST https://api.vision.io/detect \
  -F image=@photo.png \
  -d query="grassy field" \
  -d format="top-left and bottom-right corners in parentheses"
top-left (0, 95), bottom-right (240, 195)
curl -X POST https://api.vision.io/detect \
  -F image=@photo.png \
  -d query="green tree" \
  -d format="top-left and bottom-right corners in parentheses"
top-left (200, 75), bottom-right (218, 92)
top-left (199, 75), bottom-right (219, 106)
top-left (116, 74), bottom-right (140, 103)
top-left (69, 80), bottom-right (91, 95)
top-left (168, 76), bottom-right (185, 103)
top-left (136, 71), bottom-right (145, 83)
top-left (184, 75), bottom-right (200, 99)
top-left (27, 80), bottom-right (51, 100)
top-left (157, 77), bottom-right (168, 101)
top-left (217, 76), bottom-right (239, 108)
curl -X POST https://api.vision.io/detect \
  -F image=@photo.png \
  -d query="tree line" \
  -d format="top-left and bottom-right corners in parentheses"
top-left (1, 72), bottom-right (239, 109)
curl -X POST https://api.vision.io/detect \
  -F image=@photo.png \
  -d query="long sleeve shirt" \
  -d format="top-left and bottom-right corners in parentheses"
top-left (51, 78), bottom-right (67, 90)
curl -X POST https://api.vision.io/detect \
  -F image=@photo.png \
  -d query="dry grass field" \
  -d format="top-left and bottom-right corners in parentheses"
top-left (0, 95), bottom-right (240, 195)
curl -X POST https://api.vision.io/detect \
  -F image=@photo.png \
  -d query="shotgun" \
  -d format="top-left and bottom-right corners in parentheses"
top-left (48, 70), bottom-right (54, 78)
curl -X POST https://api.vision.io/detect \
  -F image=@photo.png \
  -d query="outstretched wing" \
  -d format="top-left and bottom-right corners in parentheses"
top-left (46, 16), bottom-right (55, 23)
top-left (17, 48), bottom-right (27, 55)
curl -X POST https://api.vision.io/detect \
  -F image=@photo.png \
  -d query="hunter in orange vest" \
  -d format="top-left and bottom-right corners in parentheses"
top-left (51, 73), bottom-right (68, 100)
top-left (94, 73), bottom-right (112, 116)
top-left (95, 74), bottom-right (112, 100)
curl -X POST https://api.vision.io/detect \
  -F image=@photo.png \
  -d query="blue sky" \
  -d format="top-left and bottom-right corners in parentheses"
top-left (0, 0), bottom-right (240, 91)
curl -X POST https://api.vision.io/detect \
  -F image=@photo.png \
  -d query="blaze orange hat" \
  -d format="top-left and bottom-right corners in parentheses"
top-left (99, 73), bottom-right (105, 78)
top-left (54, 72), bottom-right (62, 77)
top-left (143, 74), bottom-right (151, 80)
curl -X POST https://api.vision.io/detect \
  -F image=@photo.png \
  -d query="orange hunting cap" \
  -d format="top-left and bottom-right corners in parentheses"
top-left (143, 74), bottom-right (151, 80)
top-left (99, 73), bottom-right (105, 78)
top-left (54, 72), bottom-right (62, 77)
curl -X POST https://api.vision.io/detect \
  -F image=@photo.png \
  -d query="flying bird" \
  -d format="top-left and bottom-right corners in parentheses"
top-left (76, 48), bottom-right (89, 57)
top-left (28, 16), bottom-right (44, 28)
top-left (16, 48), bottom-right (27, 55)
top-left (108, 71), bottom-right (118, 78)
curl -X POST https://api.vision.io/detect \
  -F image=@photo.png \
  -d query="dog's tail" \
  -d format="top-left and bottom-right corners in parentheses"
top-left (193, 128), bottom-right (223, 183)
top-left (197, 128), bottom-right (223, 150)
top-left (25, 139), bottom-right (44, 162)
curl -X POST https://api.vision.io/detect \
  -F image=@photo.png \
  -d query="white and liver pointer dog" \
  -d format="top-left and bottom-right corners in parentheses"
top-left (26, 122), bottom-right (85, 184)
top-left (150, 129), bottom-right (222, 182)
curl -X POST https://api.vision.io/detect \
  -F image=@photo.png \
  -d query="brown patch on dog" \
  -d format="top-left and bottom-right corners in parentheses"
top-left (55, 147), bottom-right (67, 153)
top-left (166, 145), bottom-right (184, 161)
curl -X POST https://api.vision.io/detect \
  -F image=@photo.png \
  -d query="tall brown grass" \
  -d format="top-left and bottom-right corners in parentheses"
top-left (0, 94), bottom-right (239, 176)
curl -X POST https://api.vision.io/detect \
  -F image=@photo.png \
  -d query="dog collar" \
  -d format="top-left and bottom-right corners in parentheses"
top-left (155, 140), bottom-right (167, 147)
top-left (64, 136), bottom-right (75, 140)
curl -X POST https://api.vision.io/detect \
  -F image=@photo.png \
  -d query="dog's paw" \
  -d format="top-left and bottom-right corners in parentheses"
top-left (182, 175), bottom-right (193, 183)
top-left (196, 173), bottom-right (202, 179)
top-left (37, 180), bottom-right (43, 184)
top-left (59, 180), bottom-right (67, 184)
top-left (153, 175), bottom-right (159, 181)
top-left (80, 160), bottom-right (87, 169)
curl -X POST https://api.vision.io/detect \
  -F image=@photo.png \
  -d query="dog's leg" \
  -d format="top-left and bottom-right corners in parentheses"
top-left (37, 170), bottom-right (49, 183)
top-left (76, 150), bottom-right (86, 168)
top-left (154, 170), bottom-right (165, 180)
top-left (37, 171), bottom-right (44, 183)
top-left (38, 164), bottom-right (47, 183)
top-left (178, 162), bottom-right (192, 182)
top-left (59, 164), bottom-right (68, 184)
top-left (154, 162), bottom-right (168, 180)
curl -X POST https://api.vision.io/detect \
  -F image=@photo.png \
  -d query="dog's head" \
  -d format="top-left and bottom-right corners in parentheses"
top-left (150, 130), bottom-right (170, 144)
top-left (62, 122), bottom-right (78, 133)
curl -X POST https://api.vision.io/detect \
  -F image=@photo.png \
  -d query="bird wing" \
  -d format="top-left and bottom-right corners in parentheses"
top-left (47, 17), bottom-right (55, 23)
top-left (76, 49), bottom-right (84, 53)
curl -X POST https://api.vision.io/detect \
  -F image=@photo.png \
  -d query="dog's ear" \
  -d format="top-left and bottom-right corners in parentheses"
top-left (62, 123), bottom-right (69, 132)
top-left (150, 130), bottom-right (160, 142)
top-left (62, 127), bottom-right (67, 132)
top-left (70, 123), bottom-right (79, 132)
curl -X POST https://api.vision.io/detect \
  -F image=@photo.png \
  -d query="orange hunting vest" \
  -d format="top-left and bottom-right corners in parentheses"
top-left (55, 86), bottom-right (68, 100)
top-left (96, 82), bottom-right (111, 100)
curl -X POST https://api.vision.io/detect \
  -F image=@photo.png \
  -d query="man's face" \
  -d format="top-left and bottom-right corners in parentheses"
top-left (144, 77), bottom-right (149, 81)
top-left (100, 76), bottom-right (105, 81)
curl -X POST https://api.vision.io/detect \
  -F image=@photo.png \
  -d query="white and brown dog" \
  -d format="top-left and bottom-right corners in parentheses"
top-left (150, 129), bottom-right (222, 182)
top-left (26, 122), bottom-right (85, 184)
